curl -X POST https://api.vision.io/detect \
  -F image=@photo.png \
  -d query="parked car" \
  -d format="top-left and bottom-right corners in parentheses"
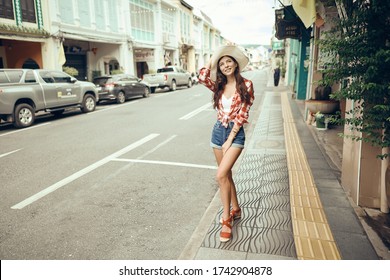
top-left (93, 74), bottom-right (150, 104)
top-left (142, 66), bottom-right (192, 93)
top-left (0, 69), bottom-right (98, 128)
top-left (190, 72), bottom-right (199, 85)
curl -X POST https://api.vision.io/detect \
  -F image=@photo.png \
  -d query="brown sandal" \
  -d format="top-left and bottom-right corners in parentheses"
top-left (220, 208), bottom-right (241, 224)
top-left (231, 208), bottom-right (241, 220)
top-left (220, 215), bottom-right (233, 242)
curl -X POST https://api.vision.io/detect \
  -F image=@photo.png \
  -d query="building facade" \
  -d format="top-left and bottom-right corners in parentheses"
top-left (277, 0), bottom-right (389, 212)
top-left (0, 0), bottom-right (227, 81)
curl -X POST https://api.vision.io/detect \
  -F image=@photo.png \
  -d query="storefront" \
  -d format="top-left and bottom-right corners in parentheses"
top-left (134, 48), bottom-right (155, 78)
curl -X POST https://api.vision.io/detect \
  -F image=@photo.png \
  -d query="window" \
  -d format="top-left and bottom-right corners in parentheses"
top-left (58, 0), bottom-right (74, 24)
top-left (157, 67), bottom-right (173, 73)
top-left (118, 76), bottom-right (130, 82)
top-left (95, 0), bottom-right (105, 30)
top-left (20, 0), bottom-right (36, 23)
top-left (129, 75), bottom-right (138, 82)
top-left (180, 11), bottom-right (190, 39)
top-left (77, 1), bottom-right (91, 28)
top-left (107, 0), bottom-right (118, 32)
top-left (162, 7), bottom-right (174, 34)
top-left (0, 70), bottom-right (23, 83)
top-left (52, 71), bottom-right (71, 83)
top-left (129, 0), bottom-right (155, 42)
top-left (39, 71), bottom-right (55, 83)
top-left (0, 0), bottom-right (14, 20)
top-left (24, 71), bottom-right (37, 83)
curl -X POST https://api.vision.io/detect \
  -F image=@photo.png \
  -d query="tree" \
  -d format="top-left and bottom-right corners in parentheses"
top-left (319, 0), bottom-right (390, 158)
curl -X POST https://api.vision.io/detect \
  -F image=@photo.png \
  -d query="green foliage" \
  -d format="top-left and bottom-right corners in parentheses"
top-left (62, 66), bottom-right (78, 77)
top-left (319, 0), bottom-right (390, 158)
top-left (111, 69), bottom-right (124, 75)
top-left (92, 70), bottom-right (101, 79)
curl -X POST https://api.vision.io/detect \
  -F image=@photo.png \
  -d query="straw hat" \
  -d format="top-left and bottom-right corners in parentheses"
top-left (210, 45), bottom-right (249, 81)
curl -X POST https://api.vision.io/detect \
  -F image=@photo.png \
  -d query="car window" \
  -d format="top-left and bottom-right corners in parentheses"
top-left (24, 71), bottom-right (36, 83)
top-left (157, 67), bottom-right (174, 73)
top-left (51, 71), bottom-right (71, 83)
top-left (0, 70), bottom-right (23, 83)
top-left (39, 71), bottom-right (55, 83)
top-left (128, 75), bottom-right (139, 82)
top-left (93, 77), bottom-right (110, 85)
top-left (0, 72), bottom-right (9, 83)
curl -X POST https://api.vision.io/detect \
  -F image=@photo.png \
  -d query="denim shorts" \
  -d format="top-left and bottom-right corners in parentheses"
top-left (210, 121), bottom-right (245, 149)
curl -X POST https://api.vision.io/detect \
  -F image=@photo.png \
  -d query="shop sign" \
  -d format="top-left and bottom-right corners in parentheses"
top-left (274, 6), bottom-right (303, 40)
top-left (135, 50), bottom-right (155, 62)
top-left (275, 18), bottom-right (302, 40)
top-left (272, 40), bottom-right (284, 51)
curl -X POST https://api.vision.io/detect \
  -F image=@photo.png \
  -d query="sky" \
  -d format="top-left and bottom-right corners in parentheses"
top-left (186, 0), bottom-right (278, 46)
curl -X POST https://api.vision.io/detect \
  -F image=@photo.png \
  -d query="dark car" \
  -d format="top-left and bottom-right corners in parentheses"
top-left (93, 74), bottom-right (150, 104)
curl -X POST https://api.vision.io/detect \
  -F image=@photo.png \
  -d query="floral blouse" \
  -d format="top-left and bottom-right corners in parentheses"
top-left (198, 67), bottom-right (254, 128)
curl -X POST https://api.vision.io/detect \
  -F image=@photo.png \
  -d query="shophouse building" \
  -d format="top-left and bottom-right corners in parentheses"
top-left (0, 0), bottom-right (226, 81)
top-left (0, 0), bottom-right (49, 70)
top-left (277, 0), bottom-right (389, 213)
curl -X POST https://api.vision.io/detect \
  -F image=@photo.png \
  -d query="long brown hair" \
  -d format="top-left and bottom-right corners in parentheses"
top-left (212, 56), bottom-right (251, 109)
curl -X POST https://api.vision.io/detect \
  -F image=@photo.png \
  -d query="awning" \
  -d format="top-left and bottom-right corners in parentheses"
top-left (292, 0), bottom-right (316, 28)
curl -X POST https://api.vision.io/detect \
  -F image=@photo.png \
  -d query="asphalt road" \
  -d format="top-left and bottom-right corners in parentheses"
top-left (0, 68), bottom-right (268, 259)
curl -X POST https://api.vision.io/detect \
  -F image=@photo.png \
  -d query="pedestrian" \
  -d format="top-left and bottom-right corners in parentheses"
top-left (273, 66), bottom-right (281, 86)
top-left (198, 45), bottom-right (254, 242)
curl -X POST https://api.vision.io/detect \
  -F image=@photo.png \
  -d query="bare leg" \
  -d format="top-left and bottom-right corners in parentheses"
top-left (213, 147), bottom-right (242, 237)
top-left (228, 171), bottom-right (240, 212)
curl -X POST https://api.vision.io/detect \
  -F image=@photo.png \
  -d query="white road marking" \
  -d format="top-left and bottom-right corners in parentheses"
top-left (179, 103), bottom-right (211, 120)
top-left (0, 123), bottom-right (50, 137)
top-left (0, 149), bottom-right (22, 158)
top-left (152, 91), bottom-right (176, 98)
top-left (91, 100), bottom-right (140, 114)
top-left (136, 135), bottom-right (177, 159)
top-left (11, 133), bottom-right (159, 209)
top-left (112, 158), bottom-right (217, 170)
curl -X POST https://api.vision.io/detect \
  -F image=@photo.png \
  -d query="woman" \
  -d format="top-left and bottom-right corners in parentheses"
top-left (198, 45), bottom-right (254, 242)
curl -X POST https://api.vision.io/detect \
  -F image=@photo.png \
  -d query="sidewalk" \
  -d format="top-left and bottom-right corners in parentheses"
top-left (179, 79), bottom-right (381, 260)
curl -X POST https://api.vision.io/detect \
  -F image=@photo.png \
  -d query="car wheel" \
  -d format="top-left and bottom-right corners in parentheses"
top-left (81, 94), bottom-right (96, 113)
top-left (117, 92), bottom-right (126, 104)
top-left (14, 103), bottom-right (35, 128)
top-left (187, 78), bottom-right (192, 88)
top-left (170, 80), bottom-right (177, 91)
top-left (150, 87), bottom-right (156, 93)
top-left (143, 87), bottom-right (150, 98)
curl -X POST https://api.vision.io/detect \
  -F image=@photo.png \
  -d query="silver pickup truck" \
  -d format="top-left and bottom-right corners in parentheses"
top-left (142, 66), bottom-right (192, 93)
top-left (0, 69), bottom-right (98, 128)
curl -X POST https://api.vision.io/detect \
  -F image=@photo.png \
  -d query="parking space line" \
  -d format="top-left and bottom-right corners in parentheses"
top-left (112, 158), bottom-right (217, 170)
top-left (91, 100), bottom-right (140, 114)
top-left (0, 149), bottom-right (22, 159)
top-left (179, 103), bottom-right (211, 120)
top-left (0, 123), bottom-right (50, 137)
top-left (11, 133), bottom-right (159, 210)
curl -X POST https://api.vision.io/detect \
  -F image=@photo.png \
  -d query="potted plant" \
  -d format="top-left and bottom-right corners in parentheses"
top-left (315, 112), bottom-right (327, 130)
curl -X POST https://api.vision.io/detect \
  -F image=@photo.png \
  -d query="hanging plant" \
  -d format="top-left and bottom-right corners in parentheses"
top-left (319, 0), bottom-right (390, 159)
